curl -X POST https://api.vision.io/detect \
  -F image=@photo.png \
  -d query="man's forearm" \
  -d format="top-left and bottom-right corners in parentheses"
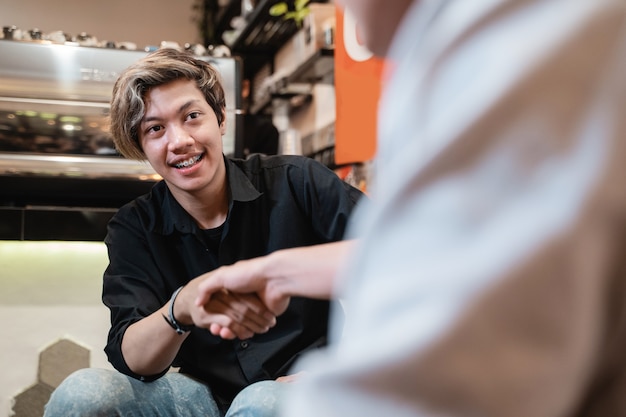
top-left (264, 240), bottom-right (355, 300)
top-left (121, 305), bottom-right (189, 376)
top-left (195, 240), bottom-right (356, 317)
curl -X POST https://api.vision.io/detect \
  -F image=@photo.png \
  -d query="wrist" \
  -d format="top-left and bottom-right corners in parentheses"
top-left (163, 286), bottom-right (194, 335)
top-left (264, 250), bottom-right (291, 298)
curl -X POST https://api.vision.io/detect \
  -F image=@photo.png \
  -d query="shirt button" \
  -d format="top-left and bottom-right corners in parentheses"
top-left (240, 341), bottom-right (249, 349)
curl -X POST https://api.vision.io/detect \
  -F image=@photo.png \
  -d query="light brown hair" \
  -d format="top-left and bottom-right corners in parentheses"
top-left (110, 48), bottom-right (226, 160)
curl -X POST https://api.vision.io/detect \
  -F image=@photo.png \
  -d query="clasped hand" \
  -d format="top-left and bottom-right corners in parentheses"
top-left (186, 242), bottom-right (346, 339)
top-left (189, 257), bottom-right (290, 340)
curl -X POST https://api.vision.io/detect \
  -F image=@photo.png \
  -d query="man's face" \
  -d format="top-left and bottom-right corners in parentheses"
top-left (139, 78), bottom-right (227, 199)
top-left (337, 0), bottom-right (415, 57)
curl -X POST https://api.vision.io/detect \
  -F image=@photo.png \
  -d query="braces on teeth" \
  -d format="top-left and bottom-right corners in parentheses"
top-left (175, 155), bottom-right (201, 168)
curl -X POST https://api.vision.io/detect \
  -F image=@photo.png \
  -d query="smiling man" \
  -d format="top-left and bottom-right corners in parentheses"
top-left (43, 48), bottom-right (363, 417)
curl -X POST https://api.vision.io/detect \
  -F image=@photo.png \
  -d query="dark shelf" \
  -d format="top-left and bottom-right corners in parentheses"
top-left (250, 90), bottom-right (313, 115)
top-left (216, 0), bottom-right (299, 54)
top-left (249, 48), bottom-right (333, 114)
top-left (215, 0), bottom-right (241, 39)
top-left (232, 2), bottom-right (299, 54)
top-left (213, 0), bottom-right (330, 78)
top-left (288, 47), bottom-right (334, 84)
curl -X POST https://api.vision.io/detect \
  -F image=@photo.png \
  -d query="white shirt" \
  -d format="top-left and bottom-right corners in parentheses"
top-left (284, 0), bottom-right (626, 416)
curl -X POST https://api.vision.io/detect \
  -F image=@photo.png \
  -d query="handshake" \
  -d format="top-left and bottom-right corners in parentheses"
top-left (179, 240), bottom-right (353, 340)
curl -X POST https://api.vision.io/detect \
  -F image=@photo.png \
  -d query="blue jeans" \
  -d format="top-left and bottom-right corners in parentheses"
top-left (43, 368), bottom-right (287, 417)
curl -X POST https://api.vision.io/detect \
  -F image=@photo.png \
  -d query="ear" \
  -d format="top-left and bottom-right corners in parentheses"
top-left (220, 111), bottom-right (227, 135)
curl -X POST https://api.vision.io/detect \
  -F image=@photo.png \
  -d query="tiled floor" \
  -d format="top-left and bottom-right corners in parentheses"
top-left (0, 241), bottom-right (112, 417)
top-left (11, 338), bottom-right (90, 417)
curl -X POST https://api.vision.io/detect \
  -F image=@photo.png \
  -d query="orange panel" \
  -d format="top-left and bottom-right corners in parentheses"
top-left (334, 7), bottom-right (385, 165)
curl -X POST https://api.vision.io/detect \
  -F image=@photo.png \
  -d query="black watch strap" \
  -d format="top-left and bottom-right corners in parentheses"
top-left (162, 286), bottom-right (194, 335)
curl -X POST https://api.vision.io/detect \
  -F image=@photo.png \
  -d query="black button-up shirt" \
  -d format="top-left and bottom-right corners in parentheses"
top-left (103, 154), bottom-right (364, 404)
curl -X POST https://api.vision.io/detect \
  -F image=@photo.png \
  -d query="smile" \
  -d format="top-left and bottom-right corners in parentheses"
top-left (174, 154), bottom-right (203, 169)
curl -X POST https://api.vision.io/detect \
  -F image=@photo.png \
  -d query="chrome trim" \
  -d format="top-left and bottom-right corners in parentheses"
top-left (0, 153), bottom-right (161, 181)
top-left (0, 96), bottom-right (110, 110)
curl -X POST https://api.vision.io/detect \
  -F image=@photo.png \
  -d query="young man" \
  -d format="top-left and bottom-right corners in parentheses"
top-left (195, 0), bottom-right (626, 416)
top-left (43, 48), bottom-right (363, 417)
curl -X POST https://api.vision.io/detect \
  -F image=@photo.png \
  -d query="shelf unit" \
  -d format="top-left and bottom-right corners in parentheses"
top-left (288, 46), bottom-right (334, 84)
top-left (212, 0), bottom-right (337, 167)
top-left (249, 47), bottom-right (334, 114)
top-left (213, 0), bottom-right (330, 78)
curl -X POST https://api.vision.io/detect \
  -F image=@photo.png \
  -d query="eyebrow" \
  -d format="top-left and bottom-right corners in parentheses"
top-left (142, 99), bottom-right (200, 124)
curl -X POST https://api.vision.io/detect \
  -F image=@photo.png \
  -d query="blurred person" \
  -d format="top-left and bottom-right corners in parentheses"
top-left (43, 48), bottom-right (364, 417)
top-left (195, 0), bottom-right (626, 416)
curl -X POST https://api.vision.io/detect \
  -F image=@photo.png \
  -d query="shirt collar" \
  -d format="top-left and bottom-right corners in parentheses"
top-left (158, 156), bottom-right (262, 235)
top-left (225, 157), bottom-right (262, 203)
